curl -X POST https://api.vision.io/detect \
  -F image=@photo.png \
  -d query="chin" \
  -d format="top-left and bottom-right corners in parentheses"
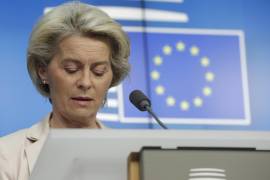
top-left (68, 110), bottom-right (96, 122)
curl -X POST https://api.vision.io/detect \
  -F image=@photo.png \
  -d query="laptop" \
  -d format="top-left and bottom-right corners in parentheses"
top-left (140, 147), bottom-right (270, 180)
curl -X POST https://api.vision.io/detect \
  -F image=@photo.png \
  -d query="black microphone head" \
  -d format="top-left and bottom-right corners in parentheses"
top-left (129, 90), bottom-right (151, 111)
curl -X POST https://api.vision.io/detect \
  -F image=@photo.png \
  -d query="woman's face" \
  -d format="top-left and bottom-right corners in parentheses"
top-left (39, 35), bottom-right (113, 127)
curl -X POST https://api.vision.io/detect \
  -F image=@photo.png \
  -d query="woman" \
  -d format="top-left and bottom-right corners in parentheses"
top-left (0, 2), bottom-right (130, 180)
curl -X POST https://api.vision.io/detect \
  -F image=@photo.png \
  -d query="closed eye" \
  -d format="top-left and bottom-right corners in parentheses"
top-left (61, 59), bottom-right (81, 74)
top-left (93, 69), bottom-right (106, 76)
top-left (92, 64), bottom-right (109, 77)
top-left (64, 67), bottom-right (79, 74)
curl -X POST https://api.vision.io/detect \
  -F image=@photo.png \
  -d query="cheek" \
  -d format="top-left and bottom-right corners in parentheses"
top-left (106, 72), bottom-right (113, 89)
top-left (96, 74), bottom-right (113, 96)
top-left (48, 71), bottom-right (73, 97)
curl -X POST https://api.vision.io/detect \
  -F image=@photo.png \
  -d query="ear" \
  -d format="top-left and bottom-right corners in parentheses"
top-left (38, 66), bottom-right (48, 82)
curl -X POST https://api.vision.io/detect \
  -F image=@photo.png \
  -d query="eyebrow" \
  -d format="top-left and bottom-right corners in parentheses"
top-left (60, 58), bottom-right (111, 66)
top-left (92, 61), bottom-right (111, 67)
top-left (60, 58), bottom-right (81, 65)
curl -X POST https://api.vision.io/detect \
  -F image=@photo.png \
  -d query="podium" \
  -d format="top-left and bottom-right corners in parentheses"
top-left (30, 130), bottom-right (270, 180)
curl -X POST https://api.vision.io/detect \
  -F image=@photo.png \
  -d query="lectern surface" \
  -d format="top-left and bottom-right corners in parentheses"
top-left (30, 129), bottom-right (270, 180)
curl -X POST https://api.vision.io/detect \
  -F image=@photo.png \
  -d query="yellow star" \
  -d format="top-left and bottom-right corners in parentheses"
top-left (163, 45), bottom-right (172, 55)
top-left (203, 86), bottom-right (212, 96)
top-left (153, 56), bottom-right (163, 66)
top-left (201, 57), bottom-right (210, 67)
top-left (190, 46), bottom-right (199, 56)
top-left (176, 41), bottom-right (185, 52)
top-left (155, 85), bottom-right (165, 95)
top-left (151, 70), bottom-right (160, 80)
top-left (166, 96), bottom-right (176, 106)
top-left (180, 100), bottom-right (190, 111)
top-left (205, 72), bottom-right (215, 82)
top-left (193, 97), bottom-right (203, 107)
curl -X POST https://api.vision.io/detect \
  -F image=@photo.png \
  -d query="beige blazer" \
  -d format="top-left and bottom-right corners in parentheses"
top-left (0, 115), bottom-right (50, 180)
top-left (0, 114), bottom-right (105, 180)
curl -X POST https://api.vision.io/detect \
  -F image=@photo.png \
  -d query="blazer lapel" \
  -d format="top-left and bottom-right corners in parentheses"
top-left (24, 114), bottom-right (105, 174)
top-left (25, 115), bottom-right (50, 174)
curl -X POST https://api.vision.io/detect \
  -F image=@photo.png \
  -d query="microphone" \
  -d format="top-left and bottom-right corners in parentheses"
top-left (129, 90), bottom-right (168, 129)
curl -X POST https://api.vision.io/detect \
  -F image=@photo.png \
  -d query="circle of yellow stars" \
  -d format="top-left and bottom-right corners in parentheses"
top-left (150, 41), bottom-right (216, 111)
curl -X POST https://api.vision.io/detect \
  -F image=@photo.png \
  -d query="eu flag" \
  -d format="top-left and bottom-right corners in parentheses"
top-left (121, 28), bottom-right (250, 125)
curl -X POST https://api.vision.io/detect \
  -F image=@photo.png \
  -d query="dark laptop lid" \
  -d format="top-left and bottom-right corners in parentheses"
top-left (140, 148), bottom-right (270, 180)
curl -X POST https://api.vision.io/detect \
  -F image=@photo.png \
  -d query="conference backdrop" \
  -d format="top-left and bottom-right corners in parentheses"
top-left (1, 0), bottom-right (270, 136)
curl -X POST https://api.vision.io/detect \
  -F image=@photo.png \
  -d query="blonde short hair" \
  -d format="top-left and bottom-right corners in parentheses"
top-left (27, 2), bottom-right (130, 97)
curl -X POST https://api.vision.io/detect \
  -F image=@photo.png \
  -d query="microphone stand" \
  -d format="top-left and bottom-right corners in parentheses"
top-left (145, 106), bottom-right (168, 129)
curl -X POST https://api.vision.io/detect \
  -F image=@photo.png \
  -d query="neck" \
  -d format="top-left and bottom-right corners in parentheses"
top-left (49, 112), bottom-right (100, 129)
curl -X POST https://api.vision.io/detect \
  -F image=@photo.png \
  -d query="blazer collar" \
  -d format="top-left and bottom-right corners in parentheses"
top-left (25, 114), bottom-right (51, 174)
top-left (24, 113), bottom-right (106, 174)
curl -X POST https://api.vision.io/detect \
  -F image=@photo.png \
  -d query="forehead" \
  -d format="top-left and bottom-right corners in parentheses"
top-left (56, 35), bottom-right (111, 62)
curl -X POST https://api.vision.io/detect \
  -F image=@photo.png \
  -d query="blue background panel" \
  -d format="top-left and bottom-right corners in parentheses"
top-left (0, 0), bottom-right (270, 136)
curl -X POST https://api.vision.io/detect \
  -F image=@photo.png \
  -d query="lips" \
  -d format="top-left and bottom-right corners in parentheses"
top-left (71, 96), bottom-right (93, 107)
top-left (71, 97), bottom-right (92, 101)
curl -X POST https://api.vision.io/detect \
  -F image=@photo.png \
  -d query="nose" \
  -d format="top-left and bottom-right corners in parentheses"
top-left (77, 70), bottom-right (92, 91)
